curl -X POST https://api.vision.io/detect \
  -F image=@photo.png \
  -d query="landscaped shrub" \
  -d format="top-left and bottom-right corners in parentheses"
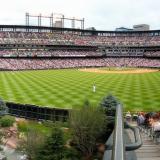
top-left (43, 121), bottom-right (69, 128)
top-left (35, 125), bottom-right (66, 160)
top-left (63, 147), bottom-right (81, 160)
top-left (17, 128), bottom-right (45, 160)
top-left (17, 120), bottom-right (50, 133)
top-left (17, 122), bottom-right (74, 160)
top-left (100, 94), bottom-right (120, 116)
top-left (0, 115), bottom-right (15, 127)
top-left (69, 104), bottom-right (107, 159)
top-left (17, 120), bottom-right (28, 132)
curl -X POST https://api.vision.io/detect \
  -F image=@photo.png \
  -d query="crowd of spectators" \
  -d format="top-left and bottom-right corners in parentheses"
top-left (137, 112), bottom-right (160, 143)
top-left (0, 31), bottom-right (159, 70)
top-left (1, 49), bottom-right (160, 57)
top-left (125, 111), bottom-right (160, 143)
top-left (137, 112), bottom-right (160, 131)
top-left (144, 51), bottom-right (160, 57)
top-left (1, 31), bottom-right (160, 47)
top-left (0, 50), bottom-right (100, 57)
top-left (0, 57), bottom-right (159, 70)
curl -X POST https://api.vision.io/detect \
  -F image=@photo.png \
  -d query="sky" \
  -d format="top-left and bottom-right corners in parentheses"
top-left (0, 0), bottom-right (160, 30)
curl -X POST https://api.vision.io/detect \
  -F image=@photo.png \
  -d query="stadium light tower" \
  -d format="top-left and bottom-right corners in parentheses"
top-left (26, 12), bottom-right (29, 26)
top-left (26, 12), bottom-right (54, 27)
top-left (71, 17), bottom-right (75, 28)
top-left (25, 12), bottom-right (84, 29)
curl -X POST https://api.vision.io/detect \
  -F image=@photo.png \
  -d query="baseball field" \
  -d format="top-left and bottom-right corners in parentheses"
top-left (0, 68), bottom-right (159, 112)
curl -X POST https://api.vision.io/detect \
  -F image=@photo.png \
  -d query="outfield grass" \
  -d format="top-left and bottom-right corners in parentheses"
top-left (0, 69), bottom-right (159, 112)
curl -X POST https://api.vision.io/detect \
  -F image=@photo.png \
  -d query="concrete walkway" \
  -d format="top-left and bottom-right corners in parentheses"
top-left (135, 131), bottom-right (160, 160)
top-left (127, 122), bottom-right (160, 160)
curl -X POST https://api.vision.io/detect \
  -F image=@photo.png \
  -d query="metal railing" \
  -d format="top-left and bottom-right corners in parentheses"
top-left (103, 104), bottom-right (142, 160)
top-left (112, 104), bottom-right (125, 160)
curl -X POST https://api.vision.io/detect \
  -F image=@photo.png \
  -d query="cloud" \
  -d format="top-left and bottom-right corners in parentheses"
top-left (0, 0), bottom-right (160, 30)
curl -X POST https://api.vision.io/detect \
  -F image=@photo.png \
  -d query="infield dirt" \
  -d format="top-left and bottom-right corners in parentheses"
top-left (79, 68), bottom-right (159, 74)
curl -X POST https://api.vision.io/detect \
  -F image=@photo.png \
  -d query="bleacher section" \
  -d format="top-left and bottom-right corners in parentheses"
top-left (0, 25), bottom-right (160, 70)
top-left (1, 30), bottom-right (160, 47)
top-left (0, 58), bottom-right (159, 70)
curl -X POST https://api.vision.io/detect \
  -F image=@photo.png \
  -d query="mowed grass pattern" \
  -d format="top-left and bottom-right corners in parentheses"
top-left (0, 69), bottom-right (159, 111)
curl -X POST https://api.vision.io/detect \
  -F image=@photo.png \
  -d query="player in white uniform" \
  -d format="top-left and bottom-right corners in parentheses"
top-left (93, 84), bottom-right (96, 92)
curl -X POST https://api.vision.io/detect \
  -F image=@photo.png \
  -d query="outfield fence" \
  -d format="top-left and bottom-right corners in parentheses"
top-left (6, 102), bottom-right (69, 121)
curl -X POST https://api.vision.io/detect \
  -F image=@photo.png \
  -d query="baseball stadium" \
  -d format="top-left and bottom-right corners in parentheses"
top-left (0, 21), bottom-right (160, 112)
top-left (0, 11), bottom-right (160, 159)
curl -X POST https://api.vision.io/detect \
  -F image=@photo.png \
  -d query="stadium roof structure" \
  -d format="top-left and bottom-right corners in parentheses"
top-left (1, 24), bottom-right (160, 35)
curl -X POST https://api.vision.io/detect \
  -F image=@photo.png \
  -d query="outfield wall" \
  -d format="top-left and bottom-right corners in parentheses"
top-left (6, 102), bottom-right (69, 121)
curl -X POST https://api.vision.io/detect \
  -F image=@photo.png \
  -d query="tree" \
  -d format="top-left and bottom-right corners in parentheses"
top-left (35, 125), bottom-right (65, 160)
top-left (69, 104), bottom-right (107, 159)
top-left (18, 128), bottom-right (45, 160)
top-left (99, 94), bottom-right (120, 116)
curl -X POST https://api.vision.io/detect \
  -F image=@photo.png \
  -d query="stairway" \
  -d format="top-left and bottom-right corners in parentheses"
top-left (127, 121), bottom-right (160, 160)
top-left (135, 132), bottom-right (160, 160)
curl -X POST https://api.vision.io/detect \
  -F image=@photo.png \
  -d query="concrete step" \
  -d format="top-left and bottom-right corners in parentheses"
top-left (137, 158), bottom-right (160, 160)
top-left (126, 123), bottom-right (160, 160)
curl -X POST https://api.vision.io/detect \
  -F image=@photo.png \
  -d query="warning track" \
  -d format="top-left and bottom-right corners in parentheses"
top-left (79, 68), bottom-right (159, 74)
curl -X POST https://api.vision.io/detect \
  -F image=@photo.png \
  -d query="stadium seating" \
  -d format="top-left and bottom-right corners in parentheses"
top-left (0, 50), bottom-right (101, 57)
top-left (0, 58), bottom-right (159, 70)
top-left (1, 31), bottom-right (160, 47)
top-left (144, 51), bottom-right (160, 57)
top-left (0, 28), bottom-right (160, 70)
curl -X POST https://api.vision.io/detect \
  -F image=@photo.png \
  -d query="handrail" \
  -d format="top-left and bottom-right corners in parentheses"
top-left (103, 104), bottom-right (142, 160)
top-left (105, 123), bottom-right (142, 151)
top-left (112, 104), bottom-right (125, 160)
top-left (124, 122), bottom-right (142, 151)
